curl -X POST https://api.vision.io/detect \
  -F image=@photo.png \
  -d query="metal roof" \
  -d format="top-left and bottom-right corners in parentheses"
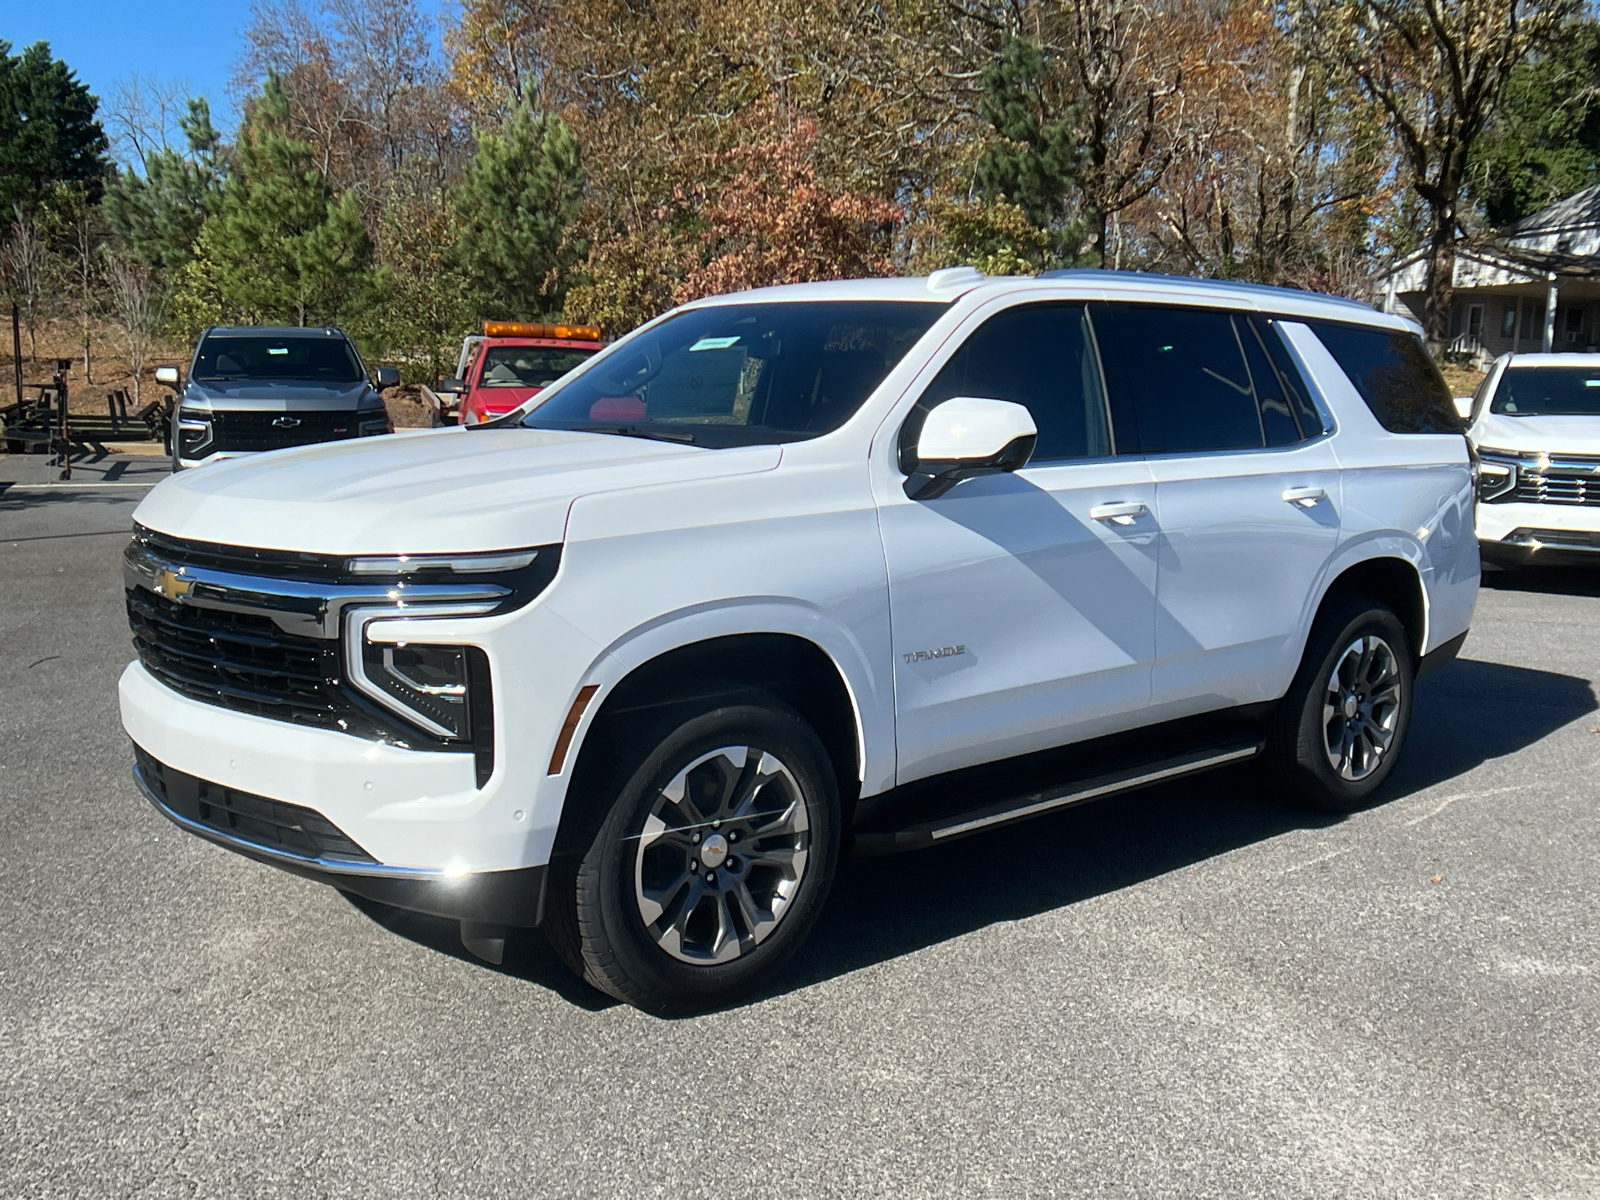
top-left (1504, 183), bottom-right (1600, 237)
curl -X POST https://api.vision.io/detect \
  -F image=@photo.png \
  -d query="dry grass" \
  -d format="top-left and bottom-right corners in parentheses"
top-left (1, 317), bottom-right (185, 415)
top-left (1439, 361), bottom-right (1486, 399)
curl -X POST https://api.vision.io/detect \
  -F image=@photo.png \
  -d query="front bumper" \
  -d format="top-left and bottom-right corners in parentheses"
top-left (133, 747), bottom-right (546, 925)
top-left (118, 661), bottom-right (534, 871)
top-left (1477, 501), bottom-right (1600, 567)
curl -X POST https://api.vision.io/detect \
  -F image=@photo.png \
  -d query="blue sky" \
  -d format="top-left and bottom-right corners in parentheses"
top-left (1, 0), bottom-right (256, 137)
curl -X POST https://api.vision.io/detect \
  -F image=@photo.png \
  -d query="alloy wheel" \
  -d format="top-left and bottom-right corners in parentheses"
top-left (1322, 634), bottom-right (1402, 781)
top-left (632, 745), bottom-right (811, 965)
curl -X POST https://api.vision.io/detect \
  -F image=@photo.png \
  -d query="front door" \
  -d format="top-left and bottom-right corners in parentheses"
top-left (875, 300), bottom-right (1158, 785)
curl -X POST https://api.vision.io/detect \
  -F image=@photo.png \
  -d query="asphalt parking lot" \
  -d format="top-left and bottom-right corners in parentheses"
top-left (3, 467), bottom-right (1599, 1198)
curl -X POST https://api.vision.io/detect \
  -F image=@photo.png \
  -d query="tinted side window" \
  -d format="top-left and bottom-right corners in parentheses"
top-left (1093, 303), bottom-right (1264, 454)
top-left (1256, 318), bottom-right (1329, 435)
top-left (1307, 321), bottom-right (1460, 434)
top-left (1236, 316), bottom-right (1303, 446)
top-left (900, 303), bottom-right (1110, 469)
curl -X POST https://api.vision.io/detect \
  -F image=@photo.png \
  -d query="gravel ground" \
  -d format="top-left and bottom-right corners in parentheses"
top-left (2, 479), bottom-right (1597, 1199)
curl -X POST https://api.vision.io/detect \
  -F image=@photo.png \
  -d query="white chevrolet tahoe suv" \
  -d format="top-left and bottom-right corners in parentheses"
top-left (1466, 352), bottom-right (1600, 566)
top-left (120, 269), bottom-right (1477, 1012)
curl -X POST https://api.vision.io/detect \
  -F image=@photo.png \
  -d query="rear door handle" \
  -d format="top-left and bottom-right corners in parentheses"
top-left (1089, 501), bottom-right (1149, 526)
top-left (1282, 486), bottom-right (1326, 507)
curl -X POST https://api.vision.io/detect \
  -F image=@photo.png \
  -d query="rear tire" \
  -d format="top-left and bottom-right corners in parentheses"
top-left (547, 696), bottom-right (840, 1013)
top-left (1266, 596), bottom-right (1414, 813)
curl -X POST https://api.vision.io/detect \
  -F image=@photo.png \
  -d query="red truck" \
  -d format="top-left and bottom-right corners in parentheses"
top-left (439, 321), bottom-right (606, 425)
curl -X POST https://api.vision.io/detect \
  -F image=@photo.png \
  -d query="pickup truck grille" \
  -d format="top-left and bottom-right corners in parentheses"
top-left (127, 586), bottom-right (347, 731)
top-left (1512, 454), bottom-right (1600, 507)
top-left (209, 409), bottom-right (356, 453)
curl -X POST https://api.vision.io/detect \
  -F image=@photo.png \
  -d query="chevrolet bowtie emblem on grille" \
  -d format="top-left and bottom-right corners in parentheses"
top-left (154, 567), bottom-right (194, 600)
top-left (271, 416), bottom-right (302, 428)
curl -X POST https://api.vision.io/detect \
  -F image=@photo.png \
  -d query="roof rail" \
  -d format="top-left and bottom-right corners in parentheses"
top-left (1038, 268), bottom-right (1375, 312)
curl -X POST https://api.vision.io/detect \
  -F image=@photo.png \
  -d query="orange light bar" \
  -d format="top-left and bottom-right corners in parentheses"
top-left (483, 320), bottom-right (602, 341)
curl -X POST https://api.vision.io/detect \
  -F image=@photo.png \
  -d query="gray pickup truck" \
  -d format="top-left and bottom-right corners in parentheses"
top-left (158, 326), bottom-right (399, 471)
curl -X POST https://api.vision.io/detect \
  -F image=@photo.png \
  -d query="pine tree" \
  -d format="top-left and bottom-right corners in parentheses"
top-left (178, 76), bottom-right (379, 328)
top-left (451, 107), bottom-right (585, 320)
top-left (0, 41), bottom-right (109, 213)
top-left (975, 37), bottom-right (1089, 267)
top-left (104, 98), bottom-right (225, 270)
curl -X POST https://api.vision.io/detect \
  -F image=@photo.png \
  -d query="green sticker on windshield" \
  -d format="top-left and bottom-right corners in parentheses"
top-left (689, 336), bottom-right (741, 352)
top-left (267, 347), bottom-right (288, 355)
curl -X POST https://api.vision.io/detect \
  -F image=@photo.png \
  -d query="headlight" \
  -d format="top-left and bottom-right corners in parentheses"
top-left (362, 641), bottom-right (475, 739)
top-left (176, 409), bottom-right (212, 456)
top-left (1476, 449), bottom-right (1522, 502)
top-left (358, 416), bottom-right (392, 437)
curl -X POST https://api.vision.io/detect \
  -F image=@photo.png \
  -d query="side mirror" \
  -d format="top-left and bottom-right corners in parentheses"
top-left (1454, 395), bottom-right (1474, 422)
top-left (438, 377), bottom-right (467, 394)
top-left (373, 365), bottom-right (401, 390)
top-left (905, 396), bottom-right (1037, 500)
top-left (155, 366), bottom-right (180, 387)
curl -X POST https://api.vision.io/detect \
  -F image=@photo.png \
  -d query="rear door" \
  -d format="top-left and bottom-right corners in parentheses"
top-left (1092, 302), bottom-right (1342, 715)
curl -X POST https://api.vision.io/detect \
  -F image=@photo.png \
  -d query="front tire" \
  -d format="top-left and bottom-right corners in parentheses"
top-left (554, 698), bottom-right (840, 1013)
top-left (1266, 596), bottom-right (1414, 813)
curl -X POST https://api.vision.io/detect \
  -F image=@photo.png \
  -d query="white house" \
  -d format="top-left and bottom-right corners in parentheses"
top-left (1379, 184), bottom-right (1600, 363)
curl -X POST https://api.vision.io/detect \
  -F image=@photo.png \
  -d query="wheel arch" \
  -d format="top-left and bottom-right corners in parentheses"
top-left (1313, 553), bottom-right (1427, 662)
top-left (552, 630), bottom-right (868, 860)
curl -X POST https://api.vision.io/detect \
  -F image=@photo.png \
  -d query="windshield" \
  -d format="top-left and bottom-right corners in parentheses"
top-left (520, 301), bottom-right (947, 446)
top-left (1491, 366), bottom-right (1600, 416)
top-left (194, 336), bottom-right (364, 383)
top-left (477, 345), bottom-right (598, 388)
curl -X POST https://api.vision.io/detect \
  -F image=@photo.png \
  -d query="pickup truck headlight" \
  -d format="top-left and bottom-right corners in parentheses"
top-left (176, 408), bottom-right (213, 457)
top-left (1476, 449), bottom-right (1522, 502)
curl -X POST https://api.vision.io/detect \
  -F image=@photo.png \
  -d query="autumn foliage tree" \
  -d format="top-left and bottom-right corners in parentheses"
top-left (1300, 0), bottom-right (1582, 346)
top-left (676, 122), bottom-right (902, 303)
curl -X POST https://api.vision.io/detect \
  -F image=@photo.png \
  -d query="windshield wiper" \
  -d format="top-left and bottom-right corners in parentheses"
top-left (544, 423), bottom-right (697, 445)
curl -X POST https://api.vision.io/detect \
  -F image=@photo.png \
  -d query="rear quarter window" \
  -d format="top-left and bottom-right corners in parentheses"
top-left (1307, 321), bottom-right (1460, 434)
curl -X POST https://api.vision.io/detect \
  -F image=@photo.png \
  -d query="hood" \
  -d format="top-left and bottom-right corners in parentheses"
top-left (132, 426), bottom-right (781, 555)
top-left (1471, 411), bottom-right (1600, 454)
top-left (185, 381), bottom-right (374, 410)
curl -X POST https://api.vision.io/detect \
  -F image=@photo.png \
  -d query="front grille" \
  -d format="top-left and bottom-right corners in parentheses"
top-left (1513, 470), bottom-right (1600, 507)
top-left (127, 586), bottom-right (350, 732)
top-left (135, 744), bottom-right (376, 863)
top-left (210, 409), bottom-right (357, 453)
top-left (126, 526), bottom-right (509, 784)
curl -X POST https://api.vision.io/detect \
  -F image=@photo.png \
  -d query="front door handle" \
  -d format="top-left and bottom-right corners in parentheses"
top-left (1089, 501), bottom-right (1149, 526)
top-left (1282, 486), bottom-right (1326, 508)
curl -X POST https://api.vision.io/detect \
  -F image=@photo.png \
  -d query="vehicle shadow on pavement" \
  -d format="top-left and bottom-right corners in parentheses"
top-left (340, 657), bottom-right (1592, 1014)
top-left (341, 893), bottom-right (620, 1011)
top-left (773, 656), bottom-right (1595, 1001)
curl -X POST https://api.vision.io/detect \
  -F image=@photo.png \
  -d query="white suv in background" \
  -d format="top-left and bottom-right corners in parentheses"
top-left (1467, 352), bottom-right (1600, 566)
top-left (119, 269), bottom-right (1477, 1012)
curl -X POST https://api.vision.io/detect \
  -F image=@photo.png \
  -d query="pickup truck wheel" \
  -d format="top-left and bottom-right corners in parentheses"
top-left (559, 699), bottom-right (840, 1013)
top-left (1267, 597), bottom-right (1414, 813)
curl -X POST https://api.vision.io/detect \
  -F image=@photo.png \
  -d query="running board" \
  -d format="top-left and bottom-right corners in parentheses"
top-left (853, 742), bottom-right (1261, 856)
